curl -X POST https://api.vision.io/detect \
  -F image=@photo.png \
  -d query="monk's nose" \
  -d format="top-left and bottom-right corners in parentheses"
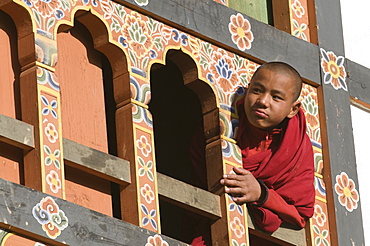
top-left (257, 94), bottom-right (269, 107)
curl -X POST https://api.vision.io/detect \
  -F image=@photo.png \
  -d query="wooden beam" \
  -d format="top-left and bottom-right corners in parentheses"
top-left (115, 0), bottom-right (321, 85)
top-left (62, 138), bottom-right (131, 185)
top-left (0, 114), bottom-right (34, 150)
top-left (347, 59), bottom-right (370, 106)
top-left (248, 216), bottom-right (307, 246)
top-left (0, 178), bottom-right (188, 246)
top-left (157, 172), bottom-right (221, 220)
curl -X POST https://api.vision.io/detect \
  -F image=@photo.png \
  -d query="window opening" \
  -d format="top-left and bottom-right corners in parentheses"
top-left (149, 59), bottom-right (210, 243)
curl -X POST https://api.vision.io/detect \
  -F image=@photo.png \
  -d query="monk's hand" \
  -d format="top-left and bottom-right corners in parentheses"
top-left (220, 167), bottom-right (261, 205)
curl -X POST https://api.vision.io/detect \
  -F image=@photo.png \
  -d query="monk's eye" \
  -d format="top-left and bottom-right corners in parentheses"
top-left (273, 95), bottom-right (283, 100)
top-left (252, 88), bottom-right (261, 93)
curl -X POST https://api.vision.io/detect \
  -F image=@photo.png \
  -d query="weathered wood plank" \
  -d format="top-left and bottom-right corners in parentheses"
top-left (0, 114), bottom-right (34, 150)
top-left (0, 178), bottom-right (188, 246)
top-left (314, 0), bottom-right (365, 245)
top-left (157, 172), bottom-right (221, 220)
top-left (63, 138), bottom-right (131, 185)
top-left (116, 0), bottom-right (321, 84)
top-left (347, 59), bottom-right (370, 106)
top-left (248, 215), bottom-right (307, 246)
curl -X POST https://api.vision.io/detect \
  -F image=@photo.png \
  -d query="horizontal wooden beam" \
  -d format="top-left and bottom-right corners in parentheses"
top-left (0, 178), bottom-right (188, 246)
top-left (0, 114), bottom-right (34, 150)
top-left (117, 0), bottom-right (321, 85)
top-left (347, 59), bottom-right (370, 106)
top-left (63, 138), bottom-right (131, 185)
top-left (248, 215), bottom-right (307, 246)
top-left (157, 172), bottom-right (221, 220)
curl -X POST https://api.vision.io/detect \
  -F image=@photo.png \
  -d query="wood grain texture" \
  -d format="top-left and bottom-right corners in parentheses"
top-left (118, 0), bottom-right (321, 84)
top-left (63, 138), bottom-right (130, 185)
top-left (0, 114), bottom-right (34, 150)
top-left (0, 178), bottom-right (189, 246)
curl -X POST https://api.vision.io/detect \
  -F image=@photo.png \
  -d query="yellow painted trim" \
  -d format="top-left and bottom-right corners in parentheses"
top-left (1, 232), bottom-right (15, 246)
top-left (220, 107), bottom-right (239, 119)
top-left (131, 99), bottom-right (149, 110)
top-left (288, 0), bottom-right (294, 35)
top-left (315, 173), bottom-right (323, 179)
top-left (221, 135), bottom-right (237, 145)
top-left (149, 127), bottom-right (161, 234)
top-left (132, 124), bottom-right (143, 227)
top-left (36, 61), bottom-right (56, 73)
top-left (224, 160), bottom-right (242, 168)
top-left (315, 196), bottom-right (327, 203)
top-left (55, 90), bottom-right (66, 200)
top-left (53, 6), bottom-right (133, 70)
top-left (37, 85), bottom-right (46, 193)
top-left (12, 0), bottom-right (38, 34)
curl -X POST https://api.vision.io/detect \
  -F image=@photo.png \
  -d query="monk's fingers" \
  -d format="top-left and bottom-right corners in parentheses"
top-left (231, 196), bottom-right (248, 205)
top-left (222, 178), bottom-right (243, 188)
top-left (225, 186), bottom-right (244, 195)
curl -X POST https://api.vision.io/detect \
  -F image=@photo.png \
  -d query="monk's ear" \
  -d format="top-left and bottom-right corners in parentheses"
top-left (287, 101), bottom-right (301, 118)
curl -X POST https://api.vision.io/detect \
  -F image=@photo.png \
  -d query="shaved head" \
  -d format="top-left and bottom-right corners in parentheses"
top-left (253, 62), bottom-right (303, 102)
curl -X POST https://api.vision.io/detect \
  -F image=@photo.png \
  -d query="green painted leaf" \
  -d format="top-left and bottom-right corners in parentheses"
top-left (147, 170), bottom-right (154, 181)
top-left (33, 9), bottom-right (41, 27)
top-left (54, 149), bottom-right (61, 157)
top-left (46, 17), bottom-right (56, 32)
top-left (139, 168), bottom-right (146, 176)
top-left (128, 49), bottom-right (137, 67)
top-left (44, 145), bottom-right (51, 155)
top-left (54, 159), bottom-right (60, 169)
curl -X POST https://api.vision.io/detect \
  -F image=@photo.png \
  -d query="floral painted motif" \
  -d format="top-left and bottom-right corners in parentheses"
top-left (141, 204), bottom-right (157, 230)
top-left (140, 184), bottom-right (155, 204)
top-left (136, 135), bottom-right (152, 157)
top-left (291, 0), bottom-right (305, 18)
top-left (320, 48), bottom-right (347, 91)
top-left (229, 13), bottom-right (254, 51)
top-left (230, 216), bottom-right (245, 239)
top-left (31, 0), bottom-right (61, 18)
top-left (209, 48), bottom-right (239, 94)
top-left (44, 145), bottom-right (61, 169)
top-left (313, 225), bottom-right (330, 246)
top-left (32, 197), bottom-right (68, 239)
top-left (41, 95), bottom-right (58, 119)
top-left (138, 157), bottom-right (154, 181)
top-left (313, 204), bottom-right (327, 227)
top-left (46, 170), bottom-right (62, 193)
top-left (231, 239), bottom-right (247, 246)
top-left (334, 172), bottom-right (359, 212)
top-left (145, 234), bottom-right (169, 246)
top-left (292, 19), bottom-right (307, 41)
top-left (122, 12), bottom-right (154, 59)
top-left (134, 0), bottom-right (149, 6)
top-left (45, 122), bottom-right (59, 143)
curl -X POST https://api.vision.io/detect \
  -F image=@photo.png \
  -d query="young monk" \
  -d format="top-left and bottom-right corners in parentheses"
top-left (190, 61), bottom-right (315, 245)
top-left (222, 61), bottom-right (315, 231)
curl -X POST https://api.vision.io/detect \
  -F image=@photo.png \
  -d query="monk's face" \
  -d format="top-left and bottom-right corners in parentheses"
top-left (244, 67), bottom-right (300, 130)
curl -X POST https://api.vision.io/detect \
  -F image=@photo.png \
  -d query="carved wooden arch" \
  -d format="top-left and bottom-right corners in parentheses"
top-left (0, 1), bottom-right (35, 68)
top-left (55, 9), bottom-right (130, 107)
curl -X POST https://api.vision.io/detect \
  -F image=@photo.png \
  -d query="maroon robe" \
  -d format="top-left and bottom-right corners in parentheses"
top-left (236, 94), bottom-right (315, 232)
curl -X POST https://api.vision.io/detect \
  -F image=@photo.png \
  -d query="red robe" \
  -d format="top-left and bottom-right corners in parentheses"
top-left (236, 95), bottom-right (315, 233)
top-left (190, 95), bottom-right (315, 245)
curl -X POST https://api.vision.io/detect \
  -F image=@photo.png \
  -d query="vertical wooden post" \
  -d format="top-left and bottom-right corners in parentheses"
top-left (21, 32), bottom-right (66, 199)
top-left (116, 74), bottom-right (161, 233)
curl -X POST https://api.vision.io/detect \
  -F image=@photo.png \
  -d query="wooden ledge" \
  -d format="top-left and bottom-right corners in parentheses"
top-left (0, 114), bottom-right (34, 150)
top-left (63, 138), bottom-right (131, 185)
top-left (157, 172), bottom-right (221, 220)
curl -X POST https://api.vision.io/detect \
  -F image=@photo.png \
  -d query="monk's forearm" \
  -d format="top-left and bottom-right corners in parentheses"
top-left (260, 189), bottom-right (306, 228)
